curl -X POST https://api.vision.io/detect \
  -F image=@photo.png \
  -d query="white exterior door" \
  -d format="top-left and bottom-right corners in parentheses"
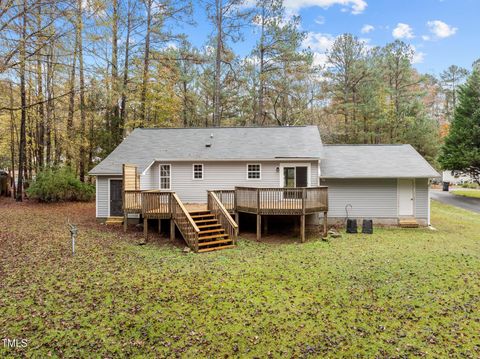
top-left (398, 179), bottom-right (414, 216)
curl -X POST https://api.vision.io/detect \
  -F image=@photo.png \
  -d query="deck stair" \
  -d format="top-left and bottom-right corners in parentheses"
top-left (105, 216), bottom-right (124, 225)
top-left (399, 218), bottom-right (419, 228)
top-left (188, 210), bottom-right (235, 252)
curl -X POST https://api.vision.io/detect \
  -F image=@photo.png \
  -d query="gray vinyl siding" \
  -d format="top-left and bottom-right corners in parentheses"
top-left (96, 176), bottom-right (109, 217)
top-left (311, 162), bottom-right (319, 186)
top-left (321, 177), bottom-right (430, 220)
top-left (141, 161), bottom-right (319, 203)
top-left (415, 178), bottom-right (429, 219)
top-left (321, 178), bottom-right (398, 218)
top-left (140, 162), bottom-right (159, 190)
top-left (96, 176), bottom-right (124, 218)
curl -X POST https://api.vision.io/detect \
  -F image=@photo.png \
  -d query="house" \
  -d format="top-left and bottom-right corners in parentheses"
top-left (441, 170), bottom-right (475, 185)
top-left (89, 126), bottom-right (439, 251)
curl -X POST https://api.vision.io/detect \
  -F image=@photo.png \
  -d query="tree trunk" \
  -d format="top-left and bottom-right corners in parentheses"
top-left (77, 0), bottom-right (86, 182)
top-left (140, 0), bottom-right (152, 126)
top-left (182, 79), bottom-right (188, 126)
top-left (27, 77), bottom-right (34, 180)
top-left (66, 22), bottom-right (78, 166)
top-left (110, 0), bottom-right (120, 146)
top-left (120, 1), bottom-right (132, 136)
top-left (9, 82), bottom-right (17, 199)
top-left (16, 0), bottom-right (27, 201)
top-left (35, 5), bottom-right (44, 169)
top-left (256, 4), bottom-right (265, 125)
top-left (88, 108), bottom-right (94, 170)
top-left (213, 0), bottom-right (222, 127)
top-left (46, 41), bottom-right (54, 165)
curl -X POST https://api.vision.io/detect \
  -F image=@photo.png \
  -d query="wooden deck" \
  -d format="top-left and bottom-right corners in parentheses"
top-left (235, 187), bottom-right (328, 242)
top-left (123, 189), bottom-right (238, 252)
top-left (121, 163), bottom-right (328, 250)
top-left (234, 186), bottom-right (327, 215)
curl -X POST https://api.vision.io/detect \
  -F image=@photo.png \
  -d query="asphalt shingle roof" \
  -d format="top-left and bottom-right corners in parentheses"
top-left (320, 145), bottom-right (440, 179)
top-left (89, 126), bottom-right (323, 175)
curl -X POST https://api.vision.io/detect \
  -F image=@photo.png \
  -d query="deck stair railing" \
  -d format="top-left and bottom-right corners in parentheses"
top-left (209, 189), bottom-right (235, 213)
top-left (171, 193), bottom-right (201, 252)
top-left (207, 191), bottom-right (239, 245)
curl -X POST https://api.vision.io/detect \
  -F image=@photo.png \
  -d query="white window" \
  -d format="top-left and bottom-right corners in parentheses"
top-left (247, 164), bottom-right (261, 180)
top-left (159, 164), bottom-right (171, 190)
top-left (193, 164), bottom-right (203, 180)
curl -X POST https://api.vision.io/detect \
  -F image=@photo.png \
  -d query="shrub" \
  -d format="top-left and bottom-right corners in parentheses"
top-left (27, 167), bottom-right (95, 202)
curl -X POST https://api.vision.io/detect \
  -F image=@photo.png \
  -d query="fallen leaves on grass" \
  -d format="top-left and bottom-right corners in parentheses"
top-left (0, 198), bottom-right (480, 357)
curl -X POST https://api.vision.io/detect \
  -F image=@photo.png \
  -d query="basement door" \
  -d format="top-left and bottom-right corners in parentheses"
top-left (110, 179), bottom-right (123, 216)
top-left (398, 179), bottom-right (414, 216)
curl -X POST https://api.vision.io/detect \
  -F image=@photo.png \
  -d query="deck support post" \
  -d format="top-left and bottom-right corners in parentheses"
top-left (323, 211), bottom-right (328, 237)
top-left (235, 212), bottom-right (240, 232)
top-left (123, 213), bottom-right (127, 232)
top-left (143, 218), bottom-right (148, 241)
top-left (158, 219), bottom-right (162, 234)
top-left (300, 188), bottom-right (306, 242)
top-left (170, 219), bottom-right (175, 241)
top-left (300, 215), bottom-right (305, 243)
top-left (256, 214), bottom-right (261, 241)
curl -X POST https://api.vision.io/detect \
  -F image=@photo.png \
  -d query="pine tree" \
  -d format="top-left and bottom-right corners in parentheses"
top-left (440, 65), bottom-right (468, 123)
top-left (439, 70), bottom-right (480, 184)
top-left (252, 0), bottom-right (312, 126)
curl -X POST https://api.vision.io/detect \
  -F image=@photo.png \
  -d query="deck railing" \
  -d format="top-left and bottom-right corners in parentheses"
top-left (124, 190), bottom-right (142, 213)
top-left (209, 189), bottom-right (235, 213)
top-left (141, 190), bottom-right (172, 219)
top-left (171, 193), bottom-right (200, 252)
top-left (208, 191), bottom-right (238, 245)
top-left (127, 185), bottom-right (327, 246)
top-left (235, 186), bottom-right (328, 215)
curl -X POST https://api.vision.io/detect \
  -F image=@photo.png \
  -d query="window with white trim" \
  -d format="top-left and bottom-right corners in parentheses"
top-left (159, 164), bottom-right (171, 190)
top-left (193, 164), bottom-right (203, 180)
top-left (247, 164), bottom-right (261, 179)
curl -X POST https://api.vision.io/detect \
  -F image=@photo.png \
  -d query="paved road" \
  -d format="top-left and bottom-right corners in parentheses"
top-left (431, 190), bottom-right (480, 213)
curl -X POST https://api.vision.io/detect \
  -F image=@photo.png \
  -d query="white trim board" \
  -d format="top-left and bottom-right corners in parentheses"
top-left (95, 177), bottom-right (99, 218)
top-left (427, 181), bottom-right (431, 225)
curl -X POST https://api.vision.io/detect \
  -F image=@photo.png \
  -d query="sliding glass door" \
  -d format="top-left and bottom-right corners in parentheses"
top-left (282, 166), bottom-right (309, 199)
top-left (283, 166), bottom-right (308, 188)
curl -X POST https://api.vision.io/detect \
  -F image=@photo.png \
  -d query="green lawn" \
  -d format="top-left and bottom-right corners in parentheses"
top-left (1, 200), bottom-right (479, 357)
top-left (452, 189), bottom-right (480, 199)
